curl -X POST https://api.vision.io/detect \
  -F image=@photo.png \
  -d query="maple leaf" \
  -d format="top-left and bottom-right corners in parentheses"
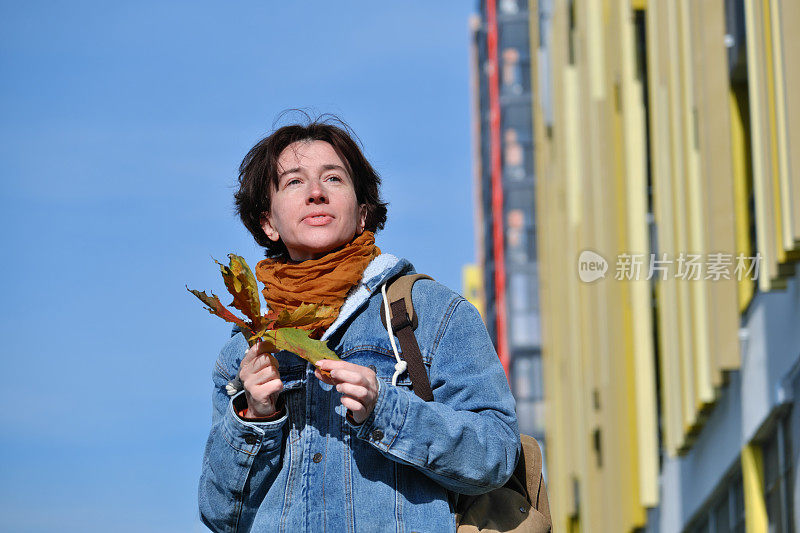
top-left (246, 335), bottom-right (279, 354)
top-left (273, 303), bottom-right (335, 328)
top-left (187, 288), bottom-right (252, 334)
top-left (189, 254), bottom-right (338, 358)
top-left (216, 254), bottom-right (263, 328)
top-left (261, 327), bottom-right (341, 367)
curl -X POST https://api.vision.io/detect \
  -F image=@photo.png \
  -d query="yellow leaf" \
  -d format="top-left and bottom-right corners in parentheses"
top-left (216, 254), bottom-right (262, 326)
top-left (261, 328), bottom-right (341, 366)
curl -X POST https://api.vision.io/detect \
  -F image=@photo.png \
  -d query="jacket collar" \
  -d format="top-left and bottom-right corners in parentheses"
top-left (321, 254), bottom-right (413, 341)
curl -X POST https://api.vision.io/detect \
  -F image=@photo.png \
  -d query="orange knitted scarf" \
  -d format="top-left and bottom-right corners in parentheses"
top-left (254, 231), bottom-right (381, 335)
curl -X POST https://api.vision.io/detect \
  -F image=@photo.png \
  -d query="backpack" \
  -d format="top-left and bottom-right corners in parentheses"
top-left (380, 274), bottom-right (552, 533)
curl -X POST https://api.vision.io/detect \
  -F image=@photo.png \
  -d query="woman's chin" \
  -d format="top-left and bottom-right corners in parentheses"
top-left (286, 238), bottom-right (352, 261)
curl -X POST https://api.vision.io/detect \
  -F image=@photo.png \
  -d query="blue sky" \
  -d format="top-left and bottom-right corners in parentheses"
top-left (0, 2), bottom-right (477, 531)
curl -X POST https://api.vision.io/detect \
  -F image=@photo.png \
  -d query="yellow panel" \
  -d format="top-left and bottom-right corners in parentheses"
top-left (461, 264), bottom-right (485, 319)
top-left (729, 86), bottom-right (757, 312)
top-left (585, 0), bottom-right (605, 99)
top-left (760, 0), bottom-right (791, 266)
top-left (646, 0), bottom-right (684, 457)
top-left (605, 1), bottom-right (647, 526)
top-left (619, 0), bottom-right (658, 508)
top-left (742, 444), bottom-right (769, 533)
top-left (563, 63), bottom-right (591, 528)
top-left (744, 0), bottom-right (783, 291)
top-left (678, 0), bottom-right (715, 412)
top-left (579, 0), bottom-right (613, 526)
top-left (535, 1), bottom-right (577, 527)
top-left (775, 0), bottom-right (800, 251)
top-left (693, 0), bottom-right (741, 376)
top-left (769, 0), bottom-right (798, 252)
top-left (665, 0), bottom-right (698, 435)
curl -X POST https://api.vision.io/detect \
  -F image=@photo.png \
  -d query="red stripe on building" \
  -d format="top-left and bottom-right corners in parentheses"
top-left (486, 0), bottom-right (510, 378)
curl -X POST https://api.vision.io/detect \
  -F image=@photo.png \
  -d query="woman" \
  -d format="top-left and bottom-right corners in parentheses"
top-left (198, 118), bottom-right (520, 532)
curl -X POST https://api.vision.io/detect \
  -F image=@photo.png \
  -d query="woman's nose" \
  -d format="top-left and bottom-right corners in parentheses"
top-left (306, 180), bottom-right (327, 204)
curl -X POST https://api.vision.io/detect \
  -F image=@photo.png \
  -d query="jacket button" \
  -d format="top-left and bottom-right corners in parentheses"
top-left (312, 452), bottom-right (323, 463)
top-left (371, 429), bottom-right (384, 441)
top-left (244, 435), bottom-right (258, 445)
top-left (368, 364), bottom-right (377, 373)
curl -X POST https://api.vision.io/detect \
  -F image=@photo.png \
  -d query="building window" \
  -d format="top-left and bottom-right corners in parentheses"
top-left (513, 353), bottom-right (545, 437)
top-left (501, 48), bottom-right (523, 95)
top-left (506, 208), bottom-right (528, 261)
top-left (503, 128), bottom-right (525, 180)
top-left (683, 468), bottom-right (745, 533)
top-left (731, 479), bottom-right (745, 533)
top-left (762, 415), bottom-right (794, 533)
top-left (498, 19), bottom-right (530, 55)
top-left (500, 101), bottom-right (532, 140)
top-left (499, 0), bottom-right (527, 15)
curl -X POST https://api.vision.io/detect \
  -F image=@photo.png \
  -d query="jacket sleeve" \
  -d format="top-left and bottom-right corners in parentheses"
top-left (198, 332), bottom-right (289, 532)
top-left (347, 297), bottom-right (521, 495)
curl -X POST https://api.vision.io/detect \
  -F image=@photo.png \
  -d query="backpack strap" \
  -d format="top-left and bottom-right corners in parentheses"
top-left (379, 273), bottom-right (434, 402)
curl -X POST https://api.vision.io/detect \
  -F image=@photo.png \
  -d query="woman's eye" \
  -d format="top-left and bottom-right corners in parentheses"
top-left (326, 175), bottom-right (342, 182)
top-left (286, 178), bottom-right (301, 186)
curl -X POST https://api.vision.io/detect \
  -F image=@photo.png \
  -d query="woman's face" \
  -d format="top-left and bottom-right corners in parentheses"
top-left (261, 140), bottom-right (367, 261)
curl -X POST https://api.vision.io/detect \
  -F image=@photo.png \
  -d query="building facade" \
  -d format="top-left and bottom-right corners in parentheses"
top-left (528, 0), bottom-right (800, 532)
top-left (469, 0), bottom-right (546, 443)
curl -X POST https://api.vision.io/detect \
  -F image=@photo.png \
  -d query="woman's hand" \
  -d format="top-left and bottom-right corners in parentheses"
top-left (315, 360), bottom-right (379, 424)
top-left (239, 340), bottom-right (283, 418)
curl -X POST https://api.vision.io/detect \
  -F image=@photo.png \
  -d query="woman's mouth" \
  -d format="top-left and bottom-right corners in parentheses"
top-left (304, 214), bottom-right (334, 226)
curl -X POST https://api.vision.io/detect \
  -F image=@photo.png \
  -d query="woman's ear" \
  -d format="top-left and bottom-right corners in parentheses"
top-left (260, 213), bottom-right (280, 242)
top-left (357, 205), bottom-right (367, 234)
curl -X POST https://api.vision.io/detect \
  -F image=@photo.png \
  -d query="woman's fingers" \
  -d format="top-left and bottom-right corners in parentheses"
top-left (242, 341), bottom-right (278, 368)
top-left (317, 360), bottom-right (373, 385)
top-left (243, 354), bottom-right (281, 387)
top-left (258, 352), bottom-right (279, 372)
top-left (330, 367), bottom-right (366, 386)
top-left (243, 373), bottom-right (283, 398)
top-left (247, 364), bottom-right (280, 386)
top-left (241, 350), bottom-right (279, 380)
top-left (253, 378), bottom-right (283, 397)
top-left (335, 382), bottom-right (371, 402)
top-left (341, 396), bottom-right (366, 416)
top-left (241, 341), bottom-right (263, 366)
top-left (314, 367), bottom-right (335, 385)
top-left (240, 343), bottom-right (283, 418)
top-left (243, 377), bottom-right (283, 418)
top-left (316, 360), bottom-right (379, 424)
top-left (244, 378), bottom-right (283, 400)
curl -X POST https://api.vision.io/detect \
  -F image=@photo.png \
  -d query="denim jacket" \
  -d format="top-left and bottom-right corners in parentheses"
top-left (198, 254), bottom-right (520, 533)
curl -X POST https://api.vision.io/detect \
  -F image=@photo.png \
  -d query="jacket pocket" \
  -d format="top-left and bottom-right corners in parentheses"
top-left (340, 348), bottom-right (416, 388)
top-left (268, 350), bottom-right (306, 388)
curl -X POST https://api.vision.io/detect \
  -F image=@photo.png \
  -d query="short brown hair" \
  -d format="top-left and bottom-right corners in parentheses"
top-left (234, 115), bottom-right (388, 257)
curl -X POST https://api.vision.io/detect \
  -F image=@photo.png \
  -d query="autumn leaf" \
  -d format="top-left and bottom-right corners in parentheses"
top-left (216, 254), bottom-right (262, 327)
top-left (187, 288), bottom-right (252, 333)
top-left (189, 254), bottom-right (338, 355)
top-left (273, 303), bottom-right (335, 328)
top-left (246, 335), bottom-right (279, 354)
top-left (249, 303), bottom-right (334, 338)
top-left (261, 327), bottom-right (341, 367)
